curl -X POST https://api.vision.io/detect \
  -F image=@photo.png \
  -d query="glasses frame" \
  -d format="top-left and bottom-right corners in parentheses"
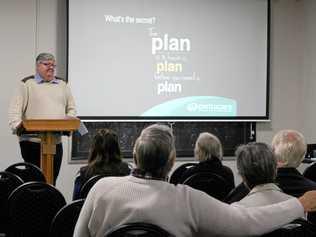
top-left (39, 62), bottom-right (57, 68)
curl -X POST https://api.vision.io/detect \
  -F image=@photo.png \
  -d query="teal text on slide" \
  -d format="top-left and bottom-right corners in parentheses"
top-left (141, 96), bottom-right (237, 116)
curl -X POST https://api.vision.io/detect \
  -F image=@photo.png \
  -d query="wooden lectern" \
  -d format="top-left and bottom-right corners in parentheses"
top-left (22, 117), bottom-right (80, 184)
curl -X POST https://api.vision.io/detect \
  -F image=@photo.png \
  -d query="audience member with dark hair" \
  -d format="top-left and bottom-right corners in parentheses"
top-left (233, 142), bottom-right (293, 207)
top-left (180, 132), bottom-right (235, 191)
top-left (72, 129), bottom-right (130, 200)
top-left (74, 124), bottom-right (316, 237)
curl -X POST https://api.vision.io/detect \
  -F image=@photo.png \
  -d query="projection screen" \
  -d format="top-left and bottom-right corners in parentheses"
top-left (68, 0), bottom-right (270, 121)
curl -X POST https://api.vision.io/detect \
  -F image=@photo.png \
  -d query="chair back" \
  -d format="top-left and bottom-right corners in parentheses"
top-left (49, 199), bottom-right (85, 237)
top-left (0, 171), bottom-right (24, 234)
top-left (261, 218), bottom-right (316, 237)
top-left (303, 163), bottom-right (316, 183)
top-left (183, 172), bottom-right (231, 200)
top-left (8, 181), bottom-right (66, 237)
top-left (79, 175), bottom-right (105, 199)
top-left (169, 163), bottom-right (197, 184)
top-left (5, 162), bottom-right (46, 183)
top-left (223, 182), bottom-right (249, 204)
top-left (105, 222), bottom-right (174, 237)
top-left (307, 212), bottom-right (316, 226)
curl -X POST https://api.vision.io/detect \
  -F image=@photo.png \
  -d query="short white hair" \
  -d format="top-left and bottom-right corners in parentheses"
top-left (194, 132), bottom-right (223, 161)
top-left (271, 130), bottom-right (306, 168)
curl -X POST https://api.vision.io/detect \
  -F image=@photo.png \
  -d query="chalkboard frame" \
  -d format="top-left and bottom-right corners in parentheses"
top-left (71, 121), bottom-right (256, 163)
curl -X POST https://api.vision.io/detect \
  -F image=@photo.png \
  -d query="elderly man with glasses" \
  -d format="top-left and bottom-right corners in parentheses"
top-left (8, 52), bottom-right (76, 184)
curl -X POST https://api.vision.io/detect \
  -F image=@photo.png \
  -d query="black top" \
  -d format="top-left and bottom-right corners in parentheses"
top-left (72, 161), bottom-right (131, 200)
top-left (180, 158), bottom-right (235, 191)
top-left (224, 167), bottom-right (316, 203)
top-left (276, 167), bottom-right (316, 197)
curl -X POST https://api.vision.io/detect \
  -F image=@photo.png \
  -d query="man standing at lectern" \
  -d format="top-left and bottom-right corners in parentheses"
top-left (8, 53), bottom-right (76, 184)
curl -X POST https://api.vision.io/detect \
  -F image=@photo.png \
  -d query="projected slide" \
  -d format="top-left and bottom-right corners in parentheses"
top-left (68, 0), bottom-right (268, 119)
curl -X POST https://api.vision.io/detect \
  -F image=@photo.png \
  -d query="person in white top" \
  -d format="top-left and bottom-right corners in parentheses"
top-left (233, 142), bottom-right (293, 208)
top-left (74, 124), bottom-right (316, 237)
top-left (8, 53), bottom-right (76, 184)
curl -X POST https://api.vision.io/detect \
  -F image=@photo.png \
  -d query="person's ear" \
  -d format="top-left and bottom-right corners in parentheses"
top-left (172, 151), bottom-right (176, 164)
top-left (168, 150), bottom-right (176, 169)
top-left (277, 161), bottom-right (285, 167)
top-left (133, 152), bottom-right (138, 166)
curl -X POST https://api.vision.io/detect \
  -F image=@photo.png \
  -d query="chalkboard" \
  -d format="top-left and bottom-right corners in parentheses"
top-left (71, 122), bottom-right (256, 162)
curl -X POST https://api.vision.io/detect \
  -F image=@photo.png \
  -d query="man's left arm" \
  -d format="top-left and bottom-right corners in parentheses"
top-left (65, 84), bottom-right (76, 117)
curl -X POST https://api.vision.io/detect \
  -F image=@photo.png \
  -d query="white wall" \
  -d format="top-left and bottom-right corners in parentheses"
top-left (301, 0), bottom-right (316, 143)
top-left (0, 0), bottom-right (37, 170)
top-left (1, 0), bottom-right (315, 202)
top-left (256, 0), bottom-right (305, 142)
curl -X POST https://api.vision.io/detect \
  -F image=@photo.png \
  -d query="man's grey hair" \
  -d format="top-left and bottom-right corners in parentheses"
top-left (36, 53), bottom-right (55, 63)
top-left (236, 142), bottom-right (277, 189)
top-left (133, 124), bottom-right (176, 178)
top-left (271, 129), bottom-right (306, 168)
top-left (194, 132), bottom-right (223, 161)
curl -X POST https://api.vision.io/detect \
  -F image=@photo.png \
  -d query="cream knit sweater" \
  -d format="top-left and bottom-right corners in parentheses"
top-left (8, 75), bottom-right (76, 142)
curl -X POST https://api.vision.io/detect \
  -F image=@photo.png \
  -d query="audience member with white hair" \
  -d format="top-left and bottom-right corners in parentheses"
top-left (225, 129), bottom-right (316, 204)
top-left (181, 132), bottom-right (235, 191)
top-left (272, 129), bottom-right (316, 197)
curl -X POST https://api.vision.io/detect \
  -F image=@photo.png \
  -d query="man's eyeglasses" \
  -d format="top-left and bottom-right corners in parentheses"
top-left (40, 62), bottom-right (57, 68)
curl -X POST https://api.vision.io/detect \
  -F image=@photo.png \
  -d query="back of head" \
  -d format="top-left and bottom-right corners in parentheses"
top-left (236, 142), bottom-right (277, 189)
top-left (271, 130), bottom-right (306, 168)
top-left (133, 124), bottom-right (176, 179)
top-left (88, 129), bottom-right (122, 168)
top-left (194, 132), bottom-right (223, 161)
